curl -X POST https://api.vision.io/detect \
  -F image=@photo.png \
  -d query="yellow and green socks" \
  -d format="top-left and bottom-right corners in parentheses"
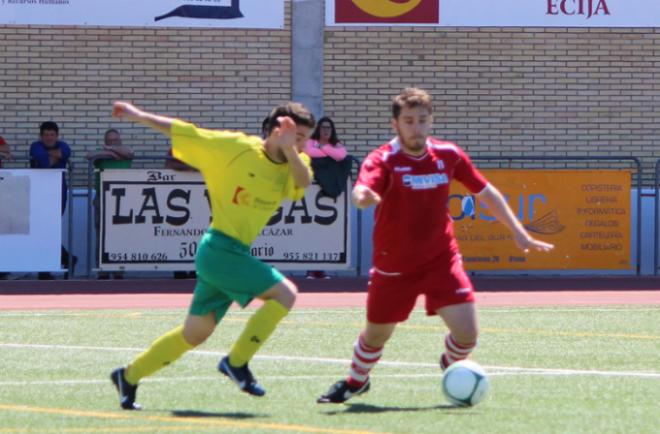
top-left (124, 325), bottom-right (194, 384)
top-left (228, 299), bottom-right (289, 367)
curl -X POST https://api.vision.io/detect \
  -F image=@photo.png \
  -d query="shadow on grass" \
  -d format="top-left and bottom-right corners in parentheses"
top-left (171, 409), bottom-right (266, 419)
top-left (322, 402), bottom-right (457, 415)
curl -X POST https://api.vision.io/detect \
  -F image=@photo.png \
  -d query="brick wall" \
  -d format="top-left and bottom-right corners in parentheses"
top-left (324, 27), bottom-right (660, 185)
top-left (0, 7), bottom-right (292, 185)
top-left (2, 9), bottom-right (660, 186)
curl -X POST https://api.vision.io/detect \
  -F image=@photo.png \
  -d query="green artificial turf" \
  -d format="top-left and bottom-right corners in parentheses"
top-left (0, 305), bottom-right (658, 433)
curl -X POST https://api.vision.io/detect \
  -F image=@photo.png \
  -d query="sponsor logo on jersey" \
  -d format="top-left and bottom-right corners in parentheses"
top-left (232, 186), bottom-right (251, 206)
top-left (402, 173), bottom-right (448, 190)
top-left (394, 166), bottom-right (412, 172)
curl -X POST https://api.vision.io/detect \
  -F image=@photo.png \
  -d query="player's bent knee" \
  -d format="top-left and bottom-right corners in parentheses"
top-left (182, 314), bottom-right (216, 346)
top-left (453, 328), bottom-right (478, 346)
top-left (260, 279), bottom-right (297, 310)
top-left (183, 327), bottom-right (214, 346)
top-left (276, 281), bottom-right (297, 309)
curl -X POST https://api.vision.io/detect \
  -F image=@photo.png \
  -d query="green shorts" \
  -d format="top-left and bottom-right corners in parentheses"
top-left (190, 229), bottom-right (285, 322)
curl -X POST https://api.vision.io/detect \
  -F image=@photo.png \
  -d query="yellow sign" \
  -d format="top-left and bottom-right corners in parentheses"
top-left (351, 0), bottom-right (422, 18)
top-left (449, 169), bottom-right (631, 270)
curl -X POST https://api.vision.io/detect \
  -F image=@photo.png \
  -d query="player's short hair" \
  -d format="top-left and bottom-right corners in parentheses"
top-left (265, 102), bottom-right (316, 136)
top-left (392, 88), bottom-right (433, 119)
top-left (39, 121), bottom-right (59, 135)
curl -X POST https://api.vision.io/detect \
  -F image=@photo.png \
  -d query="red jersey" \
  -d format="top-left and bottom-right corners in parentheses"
top-left (357, 137), bottom-right (488, 274)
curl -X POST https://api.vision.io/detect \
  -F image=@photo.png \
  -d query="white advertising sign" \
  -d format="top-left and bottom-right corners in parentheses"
top-left (327, 0), bottom-right (660, 27)
top-left (100, 169), bottom-right (351, 271)
top-left (0, 169), bottom-right (62, 272)
top-left (1, 0), bottom-right (284, 29)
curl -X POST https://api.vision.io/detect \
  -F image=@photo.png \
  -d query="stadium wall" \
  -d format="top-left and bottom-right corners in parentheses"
top-left (1, 2), bottom-right (660, 186)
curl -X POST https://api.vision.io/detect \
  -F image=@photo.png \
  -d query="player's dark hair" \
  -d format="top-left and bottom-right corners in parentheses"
top-left (39, 121), bottom-right (59, 135)
top-left (104, 128), bottom-right (120, 140)
top-left (265, 102), bottom-right (315, 136)
top-left (392, 88), bottom-right (433, 119)
top-left (310, 116), bottom-right (340, 145)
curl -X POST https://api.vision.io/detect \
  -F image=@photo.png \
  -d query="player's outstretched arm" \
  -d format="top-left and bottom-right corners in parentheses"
top-left (112, 101), bottom-right (173, 138)
top-left (352, 184), bottom-right (381, 209)
top-left (477, 183), bottom-right (554, 253)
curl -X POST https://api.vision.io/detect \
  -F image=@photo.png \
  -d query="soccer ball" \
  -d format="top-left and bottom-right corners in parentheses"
top-left (442, 360), bottom-right (490, 407)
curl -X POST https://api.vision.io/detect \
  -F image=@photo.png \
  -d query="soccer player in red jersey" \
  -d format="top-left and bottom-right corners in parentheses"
top-left (318, 87), bottom-right (554, 404)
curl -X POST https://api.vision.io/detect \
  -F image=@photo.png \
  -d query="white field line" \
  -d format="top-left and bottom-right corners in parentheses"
top-left (0, 368), bottom-right (656, 388)
top-left (0, 374), bottom-right (436, 387)
top-left (1, 342), bottom-right (659, 379)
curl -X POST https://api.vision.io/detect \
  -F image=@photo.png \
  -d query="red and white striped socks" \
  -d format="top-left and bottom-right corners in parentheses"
top-left (346, 333), bottom-right (383, 388)
top-left (440, 333), bottom-right (476, 370)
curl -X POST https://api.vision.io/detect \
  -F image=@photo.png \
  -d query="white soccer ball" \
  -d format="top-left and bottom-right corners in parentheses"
top-left (442, 359), bottom-right (490, 407)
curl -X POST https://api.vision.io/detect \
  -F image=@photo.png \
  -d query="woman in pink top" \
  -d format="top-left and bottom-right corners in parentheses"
top-left (304, 117), bottom-right (347, 162)
top-left (304, 117), bottom-right (347, 279)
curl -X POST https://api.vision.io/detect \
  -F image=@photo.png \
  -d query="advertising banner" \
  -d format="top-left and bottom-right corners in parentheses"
top-left (449, 169), bottom-right (631, 270)
top-left (328, 0), bottom-right (658, 28)
top-left (0, 0), bottom-right (284, 29)
top-left (99, 169), bottom-right (351, 271)
top-left (0, 169), bottom-right (62, 272)
top-left (332, 0), bottom-right (439, 25)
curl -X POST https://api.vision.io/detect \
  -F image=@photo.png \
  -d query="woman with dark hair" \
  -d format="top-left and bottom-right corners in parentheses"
top-left (304, 117), bottom-right (351, 279)
top-left (304, 116), bottom-right (347, 162)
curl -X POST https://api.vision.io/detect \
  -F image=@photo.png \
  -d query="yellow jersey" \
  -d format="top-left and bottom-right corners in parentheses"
top-left (171, 120), bottom-right (310, 246)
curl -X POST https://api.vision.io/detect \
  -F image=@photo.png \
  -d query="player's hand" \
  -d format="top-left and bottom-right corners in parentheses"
top-left (515, 233), bottom-right (554, 253)
top-left (352, 185), bottom-right (381, 209)
top-left (272, 116), bottom-right (298, 154)
top-left (112, 101), bottom-right (142, 122)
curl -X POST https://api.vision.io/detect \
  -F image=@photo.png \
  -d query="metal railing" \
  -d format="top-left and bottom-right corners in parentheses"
top-left (2, 154), bottom-right (644, 277)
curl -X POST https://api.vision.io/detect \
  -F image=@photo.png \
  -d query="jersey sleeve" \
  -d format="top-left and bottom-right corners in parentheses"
top-left (285, 152), bottom-right (312, 201)
top-left (170, 120), bottom-right (247, 172)
top-left (356, 150), bottom-right (389, 196)
top-left (453, 148), bottom-right (488, 194)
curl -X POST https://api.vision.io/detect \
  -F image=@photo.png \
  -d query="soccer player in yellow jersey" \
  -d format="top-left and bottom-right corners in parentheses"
top-left (109, 101), bottom-right (315, 410)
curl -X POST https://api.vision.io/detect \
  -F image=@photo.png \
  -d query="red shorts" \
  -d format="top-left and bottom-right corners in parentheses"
top-left (366, 254), bottom-right (475, 324)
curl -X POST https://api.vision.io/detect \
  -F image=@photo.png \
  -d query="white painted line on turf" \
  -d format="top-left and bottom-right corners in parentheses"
top-left (0, 366), bottom-right (657, 389)
top-left (0, 373), bottom-right (445, 387)
top-left (2, 342), bottom-right (659, 379)
top-left (482, 307), bottom-right (660, 313)
top-left (482, 365), bottom-right (660, 378)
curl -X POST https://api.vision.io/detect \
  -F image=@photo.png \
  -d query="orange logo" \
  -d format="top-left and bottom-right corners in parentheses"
top-left (335, 0), bottom-right (438, 24)
top-left (232, 186), bottom-right (252, 206)
top-left (352, 0), bottom-right (422, 18)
